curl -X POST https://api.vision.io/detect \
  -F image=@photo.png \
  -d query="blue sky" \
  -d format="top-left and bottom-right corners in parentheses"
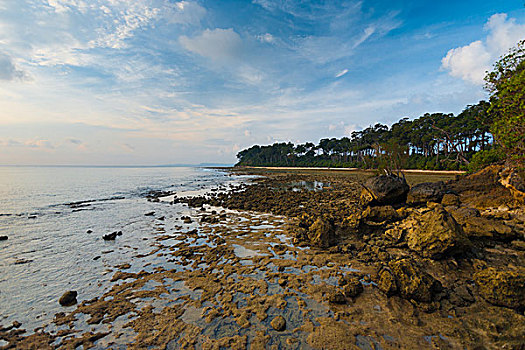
top-left (0, 0), bottom-right (524, 165)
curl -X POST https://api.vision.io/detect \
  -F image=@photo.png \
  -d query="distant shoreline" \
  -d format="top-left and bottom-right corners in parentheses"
top-left (229, 166), bottom-right (466, 175)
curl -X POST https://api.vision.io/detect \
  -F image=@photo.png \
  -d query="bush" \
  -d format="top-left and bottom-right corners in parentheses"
top-left (468, 148), bottom-right (505, 173)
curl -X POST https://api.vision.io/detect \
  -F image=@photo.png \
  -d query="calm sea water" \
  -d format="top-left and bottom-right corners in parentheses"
top-left (0, 166), bottom-right (243, 332)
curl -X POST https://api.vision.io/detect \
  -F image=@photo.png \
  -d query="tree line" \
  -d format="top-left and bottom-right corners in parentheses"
top-left (236, 39), bottom-right (524, 172)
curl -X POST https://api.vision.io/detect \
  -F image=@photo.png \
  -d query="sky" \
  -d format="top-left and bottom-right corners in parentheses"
top-left (0, 0), bottom-right (524, 165)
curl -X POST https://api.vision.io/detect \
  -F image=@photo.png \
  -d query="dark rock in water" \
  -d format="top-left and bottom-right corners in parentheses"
top-left (407, 181), bottom-right (445, 205)
top-left (343, 277), bottom-right (363, 298)
top-left (103, 232), bottom-right (117, 240)
top-left (308, 218), bottom-right (336, 248)
top-left (0, 236), bottom-right (7, 241)
top-left (182, 216), bottom-right (192, 224)
top-left (86, 230), bottom-right (93, 234)
top-left (270, 315), bottom-right (286, 331)
top-left (474, 267), bottom-right (525, 309)
top-left (144, 211), bottom-right (155, 216)
top-left (59, 291), bottom-right (77, 306)
top-left (406, 206), bottom-right (470, 259)
top-left (360, 175), bottom-right (409, 206)
top-left (116, 231), bottom-right (122, 236)
top-left (93, 256), bottom-right (101, 260)
top-left (379, 259), bottom-right (442, 303)
top-left (441, 193), bottom-right (460, 207)
top-left (361, 205), bottom-right (400, 226)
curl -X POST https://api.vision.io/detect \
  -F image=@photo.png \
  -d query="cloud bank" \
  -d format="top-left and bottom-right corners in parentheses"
top-left (442, 14), bottom-right (525, 85)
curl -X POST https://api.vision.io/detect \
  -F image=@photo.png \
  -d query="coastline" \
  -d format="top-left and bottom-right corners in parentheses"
top-left (2, 166), bottom-right (524, 349)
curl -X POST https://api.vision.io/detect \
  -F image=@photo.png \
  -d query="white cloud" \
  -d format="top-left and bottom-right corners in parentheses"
top-left (335, 69), bottom-right (348, 78)
top-left (179, 28), bottom-right (243, 62)
top-left (442, 13), bottom-right (525, 85)
top-left (257, 33), bottom-right (275, 43)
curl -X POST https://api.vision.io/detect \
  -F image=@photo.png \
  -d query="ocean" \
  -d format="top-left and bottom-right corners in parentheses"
top-left (0, 166), bottom-right (245, 332)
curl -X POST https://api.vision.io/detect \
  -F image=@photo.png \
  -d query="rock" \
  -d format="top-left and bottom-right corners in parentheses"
top-left (361, 205), bottom-right (400, 225)
top-left (86, 230), bottom-right (93, 234)
top-left (474, 267), bottom-right (525, 309)
top-left (144, 211), bottom-right (155, 216)
top-left (407, 181), bottom-right (445, 206)
top-left (498, 167), bottom-right (525, 203)
top-left (406, 206), bottom-right (470, 259)
top-left (441, 193), bottom-right (460, 207)
top-left (327, 291), bottom-right (346, 304)
top-left (182, 216), bottom-right (192, 224)
top-left (462, 216), bottom-right (515, 240)
top-left (270, 315), bottom-right (286, 331)
top-left (0, 235), bottom-right (7, 241)
top-left (59, 291), bottom-right (78, 306)
top-left (103, 232), bottom-right (117, 240)
top-left (511, 240), bottom-right (525, 251)
top-left (308, 218), bottom-right (336, 248)
top-left (360, 175), bottom-right (409, 206)
top-left (343, 277), bottom-right (363, 298)
top-left (380, 259), bottom-right (442, 303)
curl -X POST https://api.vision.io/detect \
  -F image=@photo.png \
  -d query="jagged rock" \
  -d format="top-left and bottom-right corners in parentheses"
top-left (474, 267), bottom-right (525, 309)
top-left (377, 267), bottom-right (397, 296)
top-left (308, 218), bottom-right (336, 248)
top-left (361, 205), bottom-right (400, 226)
top-left (378, 259), bottom-right (442, 303)
top-left (59, 291), bottom-right (78, 306)
top-left (449, 207), bottom-right (515, 240)
top-left (406, 206), bottom-right (470, 259)
top-left (441, 193), bottom-right (460, 207)
top-left (327, 290), bottom-right (346, 304)
top-left (342, 277), bottom-right (363, 298)
top-left (360, 175), bottom-right (409, 206)
top-left (407, 181), bottom-right (445, 205)
top-left (270, 315), bottom-right (286, 331)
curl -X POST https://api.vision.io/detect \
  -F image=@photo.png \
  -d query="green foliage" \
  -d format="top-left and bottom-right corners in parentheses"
top-left (485, 39), bottom-right (525, 167)
top-left (468, 148), bottom-right (505, 173)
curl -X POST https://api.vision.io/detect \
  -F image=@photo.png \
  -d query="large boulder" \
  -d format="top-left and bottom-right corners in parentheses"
top-left (407, 181), bottom-right (445, 205)
top-left (308, 218), bottom-right (336, 248)
top-left (474, 267), bottom-right (525, 309)
top-left (406, 206), bottom-right (470, 259)
top-left (377, 259), bottom-right (442, 303)
top-left (360, 175), bottom-right (409, 206)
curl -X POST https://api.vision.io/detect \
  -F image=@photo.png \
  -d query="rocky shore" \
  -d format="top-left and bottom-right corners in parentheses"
top-left (1, 166), bottom-right (524, 349)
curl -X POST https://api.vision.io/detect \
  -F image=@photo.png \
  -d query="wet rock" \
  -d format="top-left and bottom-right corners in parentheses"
top-left (103, 232), bottom-right (117, 241)
top-left (182, 216), bottom-right (192, 224)
top-left (379, 259), bottom-right (442, 303)
top-left (144, 211), bottom-right (155, 216)
top-left (462, 216), bottom-right (514, 240)
top-left (0, 236), bottom-right (7, 241)
top-left (406, 206), bottom-right (470, 259)
top-left (342, 277), bottom-right (363, 298)
top-left (511, 240), bottom-right (525, 251)
top-left (361, 205), bottom-right (400, 226)
top-left (360, 175), bottom-right (409, 206)
top-left (327, 291), bottom-right (346, 304)
top-left (449, 285), bottom-right (475, 307)
top-left (270, 315), bottom-right (286, 331)
top-left (59, 291), bottom-right (77, 306)
top-left (86, 230), bottom-right (92, 234)
top-left (441, 193), bottom-right (460, 207)
top-left (474, 267), bottom-right (525, 309)
top-left (407, 181), bottom-right (445, 206)
top-left (308, 218), bottom-right (336, 248)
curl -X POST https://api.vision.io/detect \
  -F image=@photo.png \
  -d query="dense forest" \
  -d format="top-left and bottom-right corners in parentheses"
top-left (236, 101), bottom-right (495, 171)
top-left (236, 40), bottom-right (524, 172)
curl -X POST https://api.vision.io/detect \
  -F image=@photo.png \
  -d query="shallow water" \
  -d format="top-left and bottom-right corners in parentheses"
top-left (0, 166), bottom-right (245, 331)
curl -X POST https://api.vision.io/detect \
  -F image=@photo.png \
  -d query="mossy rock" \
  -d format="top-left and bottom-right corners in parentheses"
top-left (308, 218), bottom-right (336, 248)
top-left (474, 267), bottom-right (525, 309)
top-left (407, 206), bottom-right (470, 259)
top-left (385, 259), bottom-right (442, 303)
